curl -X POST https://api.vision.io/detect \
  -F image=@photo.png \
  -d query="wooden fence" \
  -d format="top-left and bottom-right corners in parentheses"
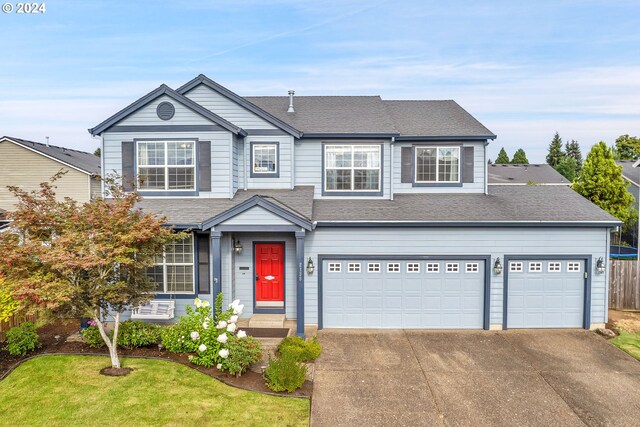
top-left (609, 260), bottom-right (640, 310)
top-left (0, 313), bottom-right (39, 342)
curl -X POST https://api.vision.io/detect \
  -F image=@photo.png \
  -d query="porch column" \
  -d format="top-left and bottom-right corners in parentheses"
top-left (211, 230), bottom-right (222, 297)
top-left (295, 230), bottom-right (305, 338)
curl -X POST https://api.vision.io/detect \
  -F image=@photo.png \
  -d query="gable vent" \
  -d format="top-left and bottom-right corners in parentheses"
top-left (157, 102), bottom-right (175, 120)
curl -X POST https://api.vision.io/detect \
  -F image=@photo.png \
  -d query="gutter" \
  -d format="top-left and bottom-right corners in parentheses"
top-left (313, 220), bottom-right (622, 228)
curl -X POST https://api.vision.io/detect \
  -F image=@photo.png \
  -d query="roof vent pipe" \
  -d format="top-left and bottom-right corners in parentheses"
top-left (45, 136), bottom-right (50, 147)
top-left (287, 90), bottom-right (295, 113)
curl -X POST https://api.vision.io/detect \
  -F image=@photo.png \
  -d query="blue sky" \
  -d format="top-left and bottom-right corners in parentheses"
top-left (1, 0), bottom-right (639, 162)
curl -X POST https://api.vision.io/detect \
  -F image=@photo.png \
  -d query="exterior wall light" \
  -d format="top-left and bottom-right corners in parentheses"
top-left (493, 257), bottom-right (503, 275)
top-left (306, 257), bottom-right (315, 275)
top-left (233, 240), bottom-right (243, 255)
top-left (596, 257), bottom-right (605, 274)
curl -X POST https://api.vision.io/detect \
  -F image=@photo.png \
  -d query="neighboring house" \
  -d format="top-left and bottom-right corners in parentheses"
top-left (0, 136), bottom-right (101, 213)
top-left (89, 74), bottom-right (619, 335)
top-left (488, 164), bottom-right (570, 185)
top-left (0, 208), bottom-right (8, 231)
top-left (617, 160), bottom-right (640, 204)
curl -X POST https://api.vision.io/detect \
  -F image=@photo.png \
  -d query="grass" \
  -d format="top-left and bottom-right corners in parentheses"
top-left (610, 330), bottom-right (640, 361)
top-left (0, 355), bottom-right (309, 427)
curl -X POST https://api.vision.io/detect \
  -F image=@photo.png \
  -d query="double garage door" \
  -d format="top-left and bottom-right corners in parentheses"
top-left (322, 259), bottom-right (487, 329)
top-left (321, 257), bottom-right (587, 329)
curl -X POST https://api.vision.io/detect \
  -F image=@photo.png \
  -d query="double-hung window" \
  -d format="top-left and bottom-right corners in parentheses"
top-left (137, 141), bottom-right (195, 190)
top-left (147, 235), bottom-right (195, 294)
top-left (415, 146), bottom-right (460, 183)
top-left (325, 145), bottom-right (381, 193)
top-left (251, 143), bottom-right (278, 177)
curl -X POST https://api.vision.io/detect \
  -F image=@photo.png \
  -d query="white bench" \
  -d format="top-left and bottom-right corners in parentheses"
top-left (131, 300), bottom-right (175, 320)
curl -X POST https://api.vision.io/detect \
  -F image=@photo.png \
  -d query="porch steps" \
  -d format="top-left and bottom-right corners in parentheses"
top-left (248, 314), bottom-right (285, 329)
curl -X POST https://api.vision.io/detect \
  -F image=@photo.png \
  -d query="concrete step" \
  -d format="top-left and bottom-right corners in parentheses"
top-left (248, 314), bottom-right (285, 328)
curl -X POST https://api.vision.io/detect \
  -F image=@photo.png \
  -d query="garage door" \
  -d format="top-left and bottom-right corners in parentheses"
top-left (322, 259), bottom-right (486, 329)
top-left (506, 259), bottom-right (585, 328)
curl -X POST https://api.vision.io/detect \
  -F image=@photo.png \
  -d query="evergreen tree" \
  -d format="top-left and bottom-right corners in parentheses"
top-left (511, 148), bottom-right (529, 164)
top-left (573, 142), bottom-right (635, 223)
top-left (564, 140), bottom-right (582, 170)
top-left (94, 147), bottom-right (101, 157)
top-left (614, 134), bottom-right (640, 160)
top-left (546, 132), bottom-right (565, 167)
top-left (556, 156), bottom-right (578, 181)
top-left (495, 147), bottom-right (510, 164)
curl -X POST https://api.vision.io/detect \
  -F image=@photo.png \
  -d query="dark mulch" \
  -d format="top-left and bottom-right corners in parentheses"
top-left (0, 319), bottom-right (312, 398)
top-left (100, 366), bottom-right (133, 376)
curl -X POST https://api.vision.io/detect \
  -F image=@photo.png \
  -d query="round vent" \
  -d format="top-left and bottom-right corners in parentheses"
top-left (156, 102), bottom-right (175, 121)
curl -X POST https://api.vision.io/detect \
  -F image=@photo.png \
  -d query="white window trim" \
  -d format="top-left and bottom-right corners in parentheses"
top-left (568, 262), bottom-right (581, 272)
top-left (137, 140), bottom-right (196, 191)
top-left (414, 146), bottom-right (461, 183)
top-left (426, 263), bottom-right (440, 273)
top-left (528, 262), bottom-right (542, 272)
top-left (548, 262), bottom-right (562, 272)
top-left (328, 263), bottom-right (342, 273)
top-left (347, 262), bottom-right (361, 273)
top-left (510, 262), bottom-right (523, 272)
top-left (154, 235), bottom-right (195, 295)
top-left (324, 144), bottom-right (382, 192)
top-left (465, 262), bottom-right (479, 273)
top-left (446, 263), bottom-right (459, 273)
top-left (407, 262), bottom-right (420, 273)
top-left (387, 263), bottom-right (400, 273)
top-left (252, 143), bottom-right (278, 175)
top-left (367, 263), bottom-right (381, 273)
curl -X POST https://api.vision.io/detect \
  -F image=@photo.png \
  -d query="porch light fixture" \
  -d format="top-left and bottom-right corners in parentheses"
top-left (306, 257), bottom-right (315, 275)
top-left (233, 239), bottom-right (243, 255)
top-left (493, 257), bottom-right (503, 275)
top-left (596, 257), bottom-right (605, 274)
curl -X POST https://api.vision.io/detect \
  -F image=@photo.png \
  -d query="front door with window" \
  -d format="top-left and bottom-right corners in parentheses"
top-left (255, 243), bottom-right (285, 308)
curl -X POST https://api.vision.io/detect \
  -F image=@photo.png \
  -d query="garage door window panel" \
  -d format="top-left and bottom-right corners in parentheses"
top-left (510, 262), bottom-right (523, 272)
top-left (387, 263), bottom-right (400, 273)
top-left (426, 263), bottom-right (440, 273)
top-left (368, 263), bottom-right (381, 273)
top-left (529, 262), bottom-right (542, 272)
top-left (407, 263), bottom-right (420, 273)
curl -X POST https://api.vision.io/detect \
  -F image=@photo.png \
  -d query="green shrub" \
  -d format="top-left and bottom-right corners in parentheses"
top-left (117, 320), bottom-right (161, 349)
top-left (81, 325), bottom-right (107, 348)
top-left (278, 335), bottom-right (322, 362)
top-left (223, 335), bottom-right (263, 375)
top-left (5, 322), bottom-right (40, 356)
top-left (264, 354), bottom-right (307, 393)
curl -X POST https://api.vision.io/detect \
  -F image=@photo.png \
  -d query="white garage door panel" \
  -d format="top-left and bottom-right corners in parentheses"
top-left (507, 260), bottom-right (584, 328)
top-left (323, 260), bottom-right (485, 329)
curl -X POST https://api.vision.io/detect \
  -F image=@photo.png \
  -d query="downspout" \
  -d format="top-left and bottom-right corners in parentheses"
top-left (390, 137), bottom-right (395, 200)
top-left (484, 141), bottom-right (489, 195)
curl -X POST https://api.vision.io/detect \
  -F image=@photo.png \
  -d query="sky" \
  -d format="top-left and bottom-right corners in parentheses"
top-left (1, 0), bottom-right (639, 162)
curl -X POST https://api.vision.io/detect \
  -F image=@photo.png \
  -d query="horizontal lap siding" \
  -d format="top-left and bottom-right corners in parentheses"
top-left (392, 141), bottom-right (485, 193)
top-left (119, 95), bottom-right (213, 126)
top-left (304, 227), bottom-right (608, 326)
top-left (185, 85), bottom-right (277, 129)
top-left (295, 139), bottom-right (391, 199)
top-left (103, 131), bottom-right (233, 198)
top-left (220, 206), bottom-right (294, 225)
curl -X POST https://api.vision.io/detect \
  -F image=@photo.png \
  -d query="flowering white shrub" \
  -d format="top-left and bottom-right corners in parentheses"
top-left (226, 323), bottom-right (237, 333)
top-left (219, 348), bottom-right (229, 359)
top-left (190, 331), bottom-right (200, 341)
top-left (198, 344), bottom-right (207, 352)
top-left (237, 330), bottom-right (247, 339)
top-left (217, 333), bottom-right (228, 344)
top-left (229, 315), bottom-right (238, 323)
top-left (216, 321), bottom-right (227, 329)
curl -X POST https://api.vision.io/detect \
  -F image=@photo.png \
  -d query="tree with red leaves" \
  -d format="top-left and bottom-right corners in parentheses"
top-left (0, 173), bottom-right (181, 369)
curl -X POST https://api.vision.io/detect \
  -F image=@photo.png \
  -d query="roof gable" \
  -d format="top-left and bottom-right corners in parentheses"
top-left (89, 84), bottom-right (245, 136)
top-left (177, 75), bottom-right (301, 137)
top-left (0, 136), bottom-right (100, 175)
top-left (617, 160), bottom-right (640, 186)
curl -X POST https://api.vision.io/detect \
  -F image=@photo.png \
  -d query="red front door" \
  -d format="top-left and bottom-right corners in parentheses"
top-left (255, 243), bottom-right (285, 303)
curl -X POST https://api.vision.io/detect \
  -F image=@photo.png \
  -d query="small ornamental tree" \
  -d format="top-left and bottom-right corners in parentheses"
top-left (511, 148), bottom-right (529, 164)
top-left (495, 148), bottom-right (510, 164)
top-left (0, 275), bottom-right (21, 322)
top-left (546, 132), bottom-right (565, 168)
top-left (0, 173), bottom-right (181, 370)
top-left (573, 142), bottom-right (635, 224)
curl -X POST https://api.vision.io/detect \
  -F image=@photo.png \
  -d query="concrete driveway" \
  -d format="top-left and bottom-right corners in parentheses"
top-left (311, 330), bottom-right (640, 426)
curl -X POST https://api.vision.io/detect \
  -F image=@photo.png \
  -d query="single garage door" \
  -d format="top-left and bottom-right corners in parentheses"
top-left (506, 259), bottom-right (585, 328)
top-left (322, 259), bottom-right (486, 329)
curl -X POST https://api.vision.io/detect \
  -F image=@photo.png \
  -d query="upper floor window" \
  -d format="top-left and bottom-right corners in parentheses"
top-left (137, 141), bottom-right (195, 190)
top-left (251, 143), bottom-right (279, 178)
top-left (415, 146), bottom-right (460, 183)
top-left (324, 145), bottom-right (381, 193)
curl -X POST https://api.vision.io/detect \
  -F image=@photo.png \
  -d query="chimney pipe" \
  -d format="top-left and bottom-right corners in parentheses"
top-left (287, 90), bottom-right (295, 113)
top-left (45, 136), bottom-right (50, 147)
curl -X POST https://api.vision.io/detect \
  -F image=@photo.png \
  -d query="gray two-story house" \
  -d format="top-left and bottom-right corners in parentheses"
top-left (90, 74), bottom-right (618, 336)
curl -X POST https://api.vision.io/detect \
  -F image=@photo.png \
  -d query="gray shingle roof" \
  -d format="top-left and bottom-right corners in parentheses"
top-left (312, 185), bottom-right (619, 224)
top-left (245, 96), bottom-right (399, 135)
top-left (2, 136), bottom-right (100, 175)
top-left (488, 164), bottom-right (569, 185)
top-left (617, 160), bottom-right (640, 186)
top-left (135, 186), bottom-right (315, 227)
top-left (383, 100), bottom-right (495, 138)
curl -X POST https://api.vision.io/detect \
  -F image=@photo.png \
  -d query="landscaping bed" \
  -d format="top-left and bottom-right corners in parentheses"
top-left (0, 319), bottom-right (312, 397)
top-left (605, 309), bottom-right (640, 361)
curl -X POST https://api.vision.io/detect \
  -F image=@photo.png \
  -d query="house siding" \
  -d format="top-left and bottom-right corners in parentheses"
top-left (184, 85), bottom-right (277, 130)
top-left (303, 227), bottom-right (608, 327)
top-left (0, 140), bottom-right (91, 210)
top-left (219, 206), bottom-right (296, 226)
top-left (392, 141), bottom-right (486, 193)
top-left (295, 139), bottom-right (392, 199)
top-left (90, 176), bottom-right (102, 199)
top-left (118, 95), bottom-right (213, 126)
top-left (103, 130), bottom-right (233, 198)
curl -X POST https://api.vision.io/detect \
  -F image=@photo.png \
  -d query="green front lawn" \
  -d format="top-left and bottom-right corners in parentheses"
top-left (610, 330), bottom-right (640, 361)
top-left (0, 355), bottom-right (309, 427)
